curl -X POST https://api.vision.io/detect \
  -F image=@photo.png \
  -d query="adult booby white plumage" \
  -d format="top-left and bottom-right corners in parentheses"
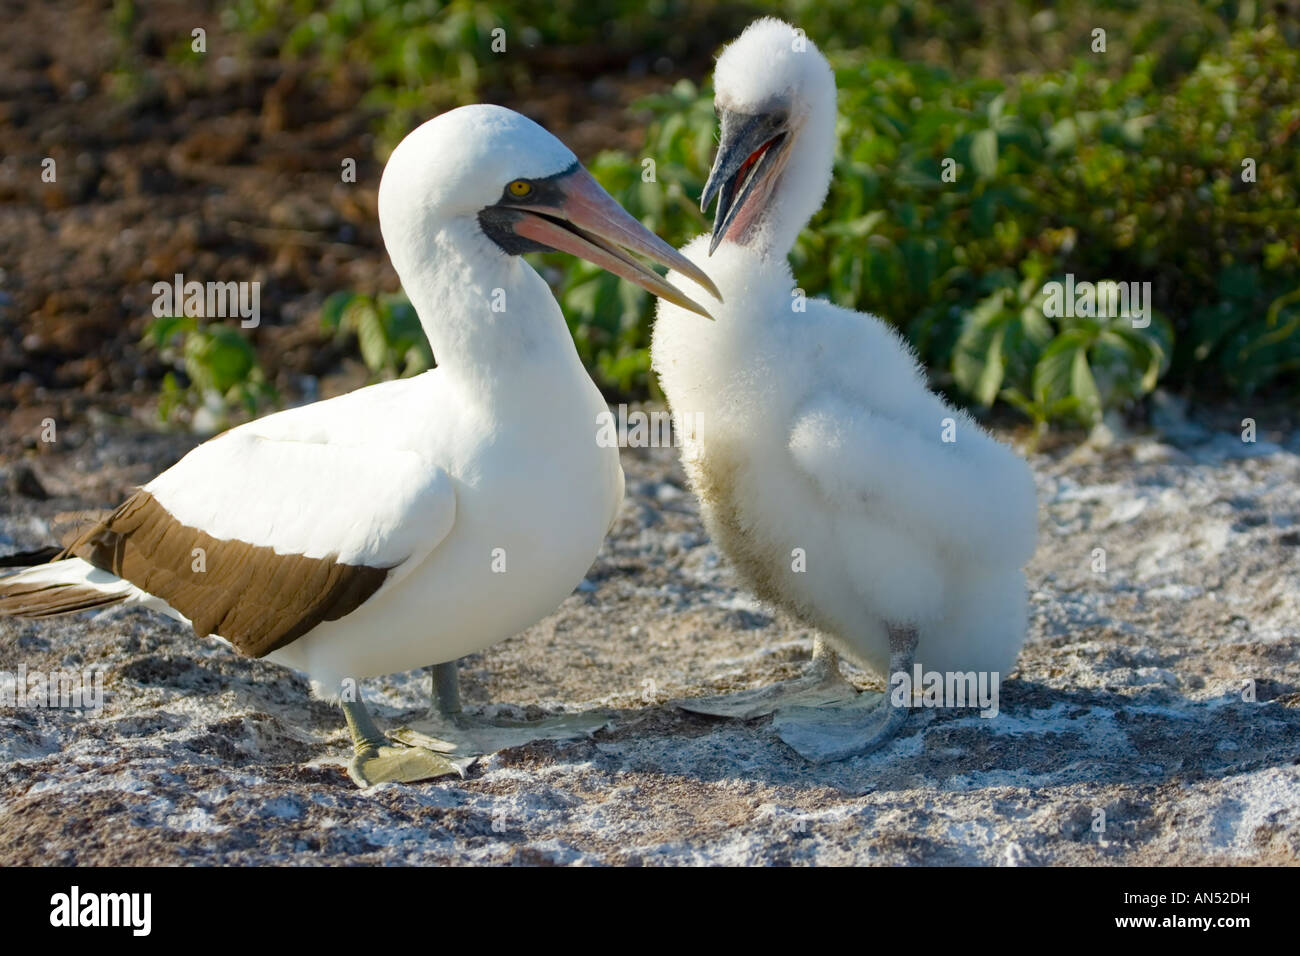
top-left (0, 105), bottom-right (719, 786)
top-left (651, 20), bottom-right (1038, 761)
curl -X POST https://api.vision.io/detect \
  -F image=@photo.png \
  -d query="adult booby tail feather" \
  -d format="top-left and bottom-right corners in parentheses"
top-left (0, 555), bottom-right (139, 617)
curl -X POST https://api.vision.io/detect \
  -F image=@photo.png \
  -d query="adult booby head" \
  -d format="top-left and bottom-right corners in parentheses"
top-left (699, 19), bottom-right (837, 258)
top-left (380, 105), bottom-right (720, 322)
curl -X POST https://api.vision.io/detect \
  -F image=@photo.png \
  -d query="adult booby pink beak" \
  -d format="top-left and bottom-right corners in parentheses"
top-left (500, 165), bottom-right (721, 318)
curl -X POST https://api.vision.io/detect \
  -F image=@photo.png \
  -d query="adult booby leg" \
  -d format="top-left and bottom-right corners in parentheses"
top-left (432, 660), bottom-right (462, 715)
top-left (342, 697), bottom-right (463, 788)
top-left (387, 659), bottom-right (612, 758)
top-left (672, 635), bottom-right (858, 719)
top-left (773, 625), bottom-right (919, 762)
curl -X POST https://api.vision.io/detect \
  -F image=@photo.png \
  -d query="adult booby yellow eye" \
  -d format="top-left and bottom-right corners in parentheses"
top-left (508, 180), bottom-right (533, 198)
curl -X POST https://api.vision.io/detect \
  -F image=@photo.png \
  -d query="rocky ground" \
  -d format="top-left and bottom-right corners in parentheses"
top-left (1, 401), bottom-right (1297, 866)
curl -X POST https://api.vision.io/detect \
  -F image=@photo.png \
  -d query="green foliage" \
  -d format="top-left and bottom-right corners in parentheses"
top-left (548, 12), bottom-right (1300, 420)
top-left (144, 316), bottom-right (278, 430)
top-left (320, 291), bottom-right (435, 379)
top-left (220, 0), bottom-right (1299, 424)
top-left (953, 274), bottom-right (1173, 429)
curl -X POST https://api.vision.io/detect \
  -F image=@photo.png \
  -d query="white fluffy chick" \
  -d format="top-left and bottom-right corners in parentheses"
top-left (651, 18), bottom-right (1038, 762)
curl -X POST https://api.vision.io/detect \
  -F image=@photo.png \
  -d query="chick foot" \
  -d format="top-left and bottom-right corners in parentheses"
top-left (773, 624), bottom-right (919, 763)
top-left (672, 637), bottom-right (856, 719)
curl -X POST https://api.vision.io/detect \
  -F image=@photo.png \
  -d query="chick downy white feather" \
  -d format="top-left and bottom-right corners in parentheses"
top-left (652, 19), bottom-right (1038, 762)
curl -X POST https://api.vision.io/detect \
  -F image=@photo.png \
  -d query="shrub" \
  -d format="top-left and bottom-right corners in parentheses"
top-left (143, 316), bottom-right (278, 431)
top-left (222, 0), bottom-right (1298, 425)
top-left (551, 16), bottom-right (1299, 420)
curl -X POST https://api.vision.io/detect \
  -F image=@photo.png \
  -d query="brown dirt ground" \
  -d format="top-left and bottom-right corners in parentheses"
top-left (0, 0), bottom-right (706, 436)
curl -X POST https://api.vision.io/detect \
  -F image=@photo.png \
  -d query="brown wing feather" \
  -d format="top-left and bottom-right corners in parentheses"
top-left (57, 489), bottom-right (390, 657)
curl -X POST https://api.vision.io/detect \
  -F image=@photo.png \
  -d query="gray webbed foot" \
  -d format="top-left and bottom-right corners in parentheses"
top-left (673, 637), bottom-right (855, 718)
top-left (773, 624), bottom-right (919, 763)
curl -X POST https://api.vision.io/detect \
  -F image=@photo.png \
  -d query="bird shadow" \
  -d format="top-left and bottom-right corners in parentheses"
top-left (137, 652), bottom-right (1299, 802)
top-left (560, 677), bottom-right (1300, 797)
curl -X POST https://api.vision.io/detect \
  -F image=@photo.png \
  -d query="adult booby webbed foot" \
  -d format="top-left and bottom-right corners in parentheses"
top-left (342, 697), bottom-right (463, 788)
top-left (773, 624), bottom-right (919, 763)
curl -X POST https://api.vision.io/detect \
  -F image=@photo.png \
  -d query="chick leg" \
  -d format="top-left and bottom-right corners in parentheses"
top-left (673, 635), bottom-right (858, 719)
top-left (387, 659), bottom-right (611, 757)
top-left (343, 697), bottom-right (462, 788)
top-left (773, 624), bottom-right (919, 763)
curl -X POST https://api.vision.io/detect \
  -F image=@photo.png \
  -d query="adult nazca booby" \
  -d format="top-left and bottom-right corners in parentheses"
top-left (651, 20), bottom-right (1038, 761)
top-left (0, 105), bottom-right (720, 787)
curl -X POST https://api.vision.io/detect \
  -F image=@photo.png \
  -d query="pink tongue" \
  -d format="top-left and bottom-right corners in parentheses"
top-left (724, 139), bottom-right (776, 243)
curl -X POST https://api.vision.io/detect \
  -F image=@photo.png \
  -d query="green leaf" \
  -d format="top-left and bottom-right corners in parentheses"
top-left (349, 300), bottom-right (389, 374)
top-left (1070, 347), bottom-right (1103, 424)
top-left (320, 291), bottom-right (354, 331)
top-left (953, 289), bottom-right (1012, 406)
top-left (1033, 334), bottom-right (1082, 407)
top-left (145, 314), bottom-right (195, 349)
top-left (1046, 117), bottom-right (1077, 155)
top-left (403, 344), bottom-right (433, 377)
top-left (970, 128), bottom-right (998, 179)
top-left (204, 326), bottom-right (258, 394)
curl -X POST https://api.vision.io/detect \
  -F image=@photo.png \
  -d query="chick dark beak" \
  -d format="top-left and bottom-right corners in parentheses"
top-left (700, 109), bottom-right (789, 255)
